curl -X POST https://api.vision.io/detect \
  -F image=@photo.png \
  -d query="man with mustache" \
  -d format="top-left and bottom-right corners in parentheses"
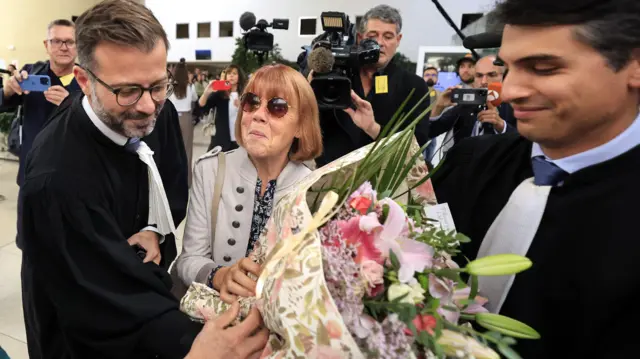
top-left (18, 1), bottom-right (267, 358)
top-left (433, 0), bottom-right (640, 357)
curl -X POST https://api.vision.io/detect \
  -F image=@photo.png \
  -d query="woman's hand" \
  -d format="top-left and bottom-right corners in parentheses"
top-left (214, 258), bottom-right (262, 303)
top-left (199, 81), bottom-right (215, 107)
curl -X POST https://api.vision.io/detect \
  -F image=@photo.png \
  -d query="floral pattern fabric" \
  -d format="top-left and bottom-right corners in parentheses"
top-left (247, 178), bottom-right (277, 256)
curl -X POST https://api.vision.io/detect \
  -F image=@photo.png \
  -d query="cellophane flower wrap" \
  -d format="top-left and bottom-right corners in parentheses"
top-left (180, 92), bottom-right (539, 358)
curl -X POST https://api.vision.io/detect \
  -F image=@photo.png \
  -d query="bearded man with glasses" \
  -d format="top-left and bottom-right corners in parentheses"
top-left (15, 1), bottom-right (217, 358)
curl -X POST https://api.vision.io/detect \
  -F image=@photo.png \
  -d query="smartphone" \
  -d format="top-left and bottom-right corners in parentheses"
top-left (451, 88), bottom-right (488, 106)
top-left (19, 75), bottom-right (51, 92)
top-left (211, 80), bottom-right (231, 91)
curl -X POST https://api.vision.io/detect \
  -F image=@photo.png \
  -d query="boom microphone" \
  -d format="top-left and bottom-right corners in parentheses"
top-left (307, 47), bottom-right (335, 74)
top-left (239, 12), bottom-right (256, 31)
top-left (487, 82), bottom-right (503, 107)
top-left (462, 32), bottom-right (502, 50)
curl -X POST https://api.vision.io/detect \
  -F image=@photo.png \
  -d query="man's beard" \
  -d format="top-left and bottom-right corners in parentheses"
top-left (461, 75), bottom-right (475, 84)
top-left (90, 84), bottom-right (163, 138)
top-left (426, 79), bottom-right (435, 87)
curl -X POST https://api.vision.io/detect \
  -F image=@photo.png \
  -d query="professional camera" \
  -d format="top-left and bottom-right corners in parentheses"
top-left (239, 12), bottom-right (289, 63)
top-left (302, 12), bottom-right (381, 110)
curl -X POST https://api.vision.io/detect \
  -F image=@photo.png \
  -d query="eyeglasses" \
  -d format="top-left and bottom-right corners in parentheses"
top-left (82, 66), bottom-right (175, 107)
top-left (48, 39), bottom-right (76, 49)
top-left (240, 92), bottom-right (292, 118)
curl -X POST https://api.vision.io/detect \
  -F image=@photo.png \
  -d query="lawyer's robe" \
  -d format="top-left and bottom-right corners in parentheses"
top-left (20, 95), bottom-right (199, 359)
top-left (432, 133), bottom-right (640, 358)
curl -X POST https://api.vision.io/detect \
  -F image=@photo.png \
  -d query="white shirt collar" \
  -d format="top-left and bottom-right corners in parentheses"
top-left (82, 95), bottom-right (128, 146)
top-left (532, 111), bottom-right (640, 174)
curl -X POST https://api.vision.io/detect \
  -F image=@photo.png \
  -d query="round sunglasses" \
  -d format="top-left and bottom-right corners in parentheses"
top-left (240, 92), bottom-right (293, 118)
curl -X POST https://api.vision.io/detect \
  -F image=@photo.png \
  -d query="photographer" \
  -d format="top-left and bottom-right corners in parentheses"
top-left (314, 5), bottom-right (430, 167)
top-left (428, 55), bottom-right (517, 151)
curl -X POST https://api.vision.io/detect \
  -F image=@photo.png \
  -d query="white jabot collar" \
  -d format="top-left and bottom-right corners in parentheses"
top-left (82, 95), bottom-right (128, 146)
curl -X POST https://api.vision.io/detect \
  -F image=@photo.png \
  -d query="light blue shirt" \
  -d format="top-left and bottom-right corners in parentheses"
top-left (531, 112), bottom-right (640, 174)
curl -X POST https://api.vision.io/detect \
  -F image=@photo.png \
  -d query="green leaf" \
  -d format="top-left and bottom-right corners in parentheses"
top-left (455, 233), bottom-right (472, 243)
top-left (475, 313), bottom-right (541, 339)
top-left (389, 250), bottom-right (401, 270)
top-left (465, 254), bottom-right (533, 276)
top-left (502, 336), bottom-right (517, 346)
top-left (469, 275), bottom-right (479, 299)
top-left (417, 273), bottom-right (429, 291)
top-left (498, 344), bottom-right (524, 359)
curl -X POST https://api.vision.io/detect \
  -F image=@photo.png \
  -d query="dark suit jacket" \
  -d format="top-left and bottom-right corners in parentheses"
top-left (315, 58), bottom-right (431, 166)
top-left (429, 102), bottom-right (517, 145)
top-left (0, 61), bottom-right (82, 186)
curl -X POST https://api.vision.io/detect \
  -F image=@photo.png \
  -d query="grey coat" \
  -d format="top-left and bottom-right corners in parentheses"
top-left (175, 146), bottom-right (311, 287)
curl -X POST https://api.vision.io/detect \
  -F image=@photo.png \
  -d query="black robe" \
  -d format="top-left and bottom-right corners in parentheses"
top-left (432, 133), bottom-right (640, 358)
top-left (20, 94), bottom-right (200, 359)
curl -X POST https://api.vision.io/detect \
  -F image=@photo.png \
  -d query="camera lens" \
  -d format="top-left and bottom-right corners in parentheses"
top-left (40, 78), bottom-right (48, 85)
top-left (322, 83), bottom-right (341, 104)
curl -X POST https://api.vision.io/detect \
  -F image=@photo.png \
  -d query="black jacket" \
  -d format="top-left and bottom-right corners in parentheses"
top-left (315, 58), bottom-right (431, 166)
top-left (0, 61), bottom-right (81, 186)
top-left (200, 91), bottom-right (237, 152)
top-left (429, 102), bottom-right (518, 145)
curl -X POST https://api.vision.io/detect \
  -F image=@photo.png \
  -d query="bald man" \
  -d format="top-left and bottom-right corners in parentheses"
top-left (426, 55), bottom-right (517, 150)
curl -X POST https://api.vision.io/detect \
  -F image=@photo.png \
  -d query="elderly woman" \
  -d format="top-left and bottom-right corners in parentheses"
top-left (175, 64), bottom-right (323, 302)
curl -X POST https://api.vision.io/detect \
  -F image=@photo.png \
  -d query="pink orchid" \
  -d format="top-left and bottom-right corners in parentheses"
top-left (452, 287), bottom-right (489, 314)
top-left (428, 274), bottom-right (461, 324)
top-left (373, 198), bottom-right (407, 258)
top-left (396, 238), bottom-right (434, 283)
top-left (338, 217), bottom-right (382, 264)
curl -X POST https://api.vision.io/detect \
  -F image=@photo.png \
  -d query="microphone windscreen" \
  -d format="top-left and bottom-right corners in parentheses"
top-left (487, 82), bottom-right (503, 106)
top-left (307, 47), bottom-right (334, 74)
top-left (239, 12), bottom-right (256, 31)
top-left (463, 32), bottom-right (502, 50)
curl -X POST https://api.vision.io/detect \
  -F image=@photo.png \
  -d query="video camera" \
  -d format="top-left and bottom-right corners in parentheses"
top-left (300, 12), bottom-right (381, 110)
top-left (239, 12), bottom-right (289, 63)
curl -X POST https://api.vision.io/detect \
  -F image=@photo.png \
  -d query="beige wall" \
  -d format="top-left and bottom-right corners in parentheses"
top-left (0, 0), bottom-right (145, 69)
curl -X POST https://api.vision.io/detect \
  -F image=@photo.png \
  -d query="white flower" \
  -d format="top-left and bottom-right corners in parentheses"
top-left (437, 330), bottom-right (499, 359)
top-left (387, 280), bottom-right (425, 304)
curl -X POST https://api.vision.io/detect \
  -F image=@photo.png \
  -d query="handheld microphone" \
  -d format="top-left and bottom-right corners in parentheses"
top-left (307, 47), bottom-right (335, 74)
top-left (239, 12), bottom-right (257, 31)
top-left (487, 82), bottom-right (503, 107)
top-left (462, 32), bottom-right (502, 50)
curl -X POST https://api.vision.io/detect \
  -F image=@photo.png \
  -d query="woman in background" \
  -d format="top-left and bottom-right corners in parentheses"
top-left (169, 60), bottom-right (198, 186)
top-left (198, 64), bottom-right (247, 152)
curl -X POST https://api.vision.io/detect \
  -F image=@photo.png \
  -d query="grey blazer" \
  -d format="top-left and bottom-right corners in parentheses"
top-left (175, 146), bottom-right (311, 287)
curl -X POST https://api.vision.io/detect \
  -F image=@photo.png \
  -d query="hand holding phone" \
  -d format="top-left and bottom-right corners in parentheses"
top-left (19, 74), bottom-right (51, 92)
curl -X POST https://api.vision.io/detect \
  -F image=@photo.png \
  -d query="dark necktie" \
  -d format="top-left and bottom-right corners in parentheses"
top-left (531, 156), bottom-right (568, 186)
top-left (125, 137), bottom-right (141, 153)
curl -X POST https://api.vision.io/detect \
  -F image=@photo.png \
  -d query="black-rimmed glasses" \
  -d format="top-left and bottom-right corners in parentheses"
top-left (81, 66), bottom-right (174, 107)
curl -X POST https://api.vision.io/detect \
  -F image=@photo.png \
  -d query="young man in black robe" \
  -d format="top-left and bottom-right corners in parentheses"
top-left (19, 1), bottom-right (268, 358)
top-left (432, 0), bottom-right (640, 357)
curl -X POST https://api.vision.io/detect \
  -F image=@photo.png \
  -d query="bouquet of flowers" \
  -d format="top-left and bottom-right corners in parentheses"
top-left (180, 92), bottom-right (538, 358)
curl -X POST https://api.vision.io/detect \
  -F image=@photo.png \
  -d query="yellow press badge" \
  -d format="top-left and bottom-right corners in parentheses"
top-left (375, 75), bottom-right (388, 94)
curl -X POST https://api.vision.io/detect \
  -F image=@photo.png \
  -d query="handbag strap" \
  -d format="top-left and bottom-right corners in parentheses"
top-left (210, 152), bottom-right (226, 251)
